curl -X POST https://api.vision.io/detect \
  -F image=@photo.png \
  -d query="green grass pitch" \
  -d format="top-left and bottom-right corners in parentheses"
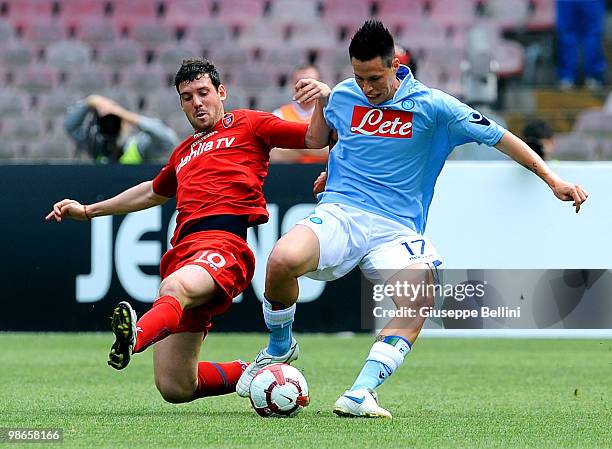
top-left (1, 333), bottom-right (611, 448)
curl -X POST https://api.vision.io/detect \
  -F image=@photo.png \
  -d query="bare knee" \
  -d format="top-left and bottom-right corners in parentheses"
top-left (155, 378), bottom-right (195, 404)
top-left (267, 243), bottom-right (313, 280)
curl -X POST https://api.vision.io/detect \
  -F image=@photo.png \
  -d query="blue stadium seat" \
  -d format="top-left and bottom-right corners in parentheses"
top-left (253, 87), bottom-right (291, 113)
top-left (258, 46), bottom-right (307, 74)
top-left (28, 130), bottom-right (76, 161)
top-left (184, 20), bottom-right (232, 48)
top-left (98, 40), bottom-right (144, 69)
top-left (288, 21), bottom-right (338, 51)
top-left (238, 21), bottom-right (289, 51)
top-left (15, 65), bottom-right (59, 93)
top-left (38, 89), bottom-right (81, 118)
top-left (97, 88), bottom-right (141, 111)
top-left (0, 89), bottom-right (29, 117)
top-left (208, 45), bottom-right (254, 72)
top-left (45, 40), bottom-right (92, 70)
top-left (0, 41), bottom-right (36, 69)
top-left (72, 19), bottom-right (117, 48)
top-left (145, 88), bottom-right (181, 120)
top-left (2, 114), bottom-right (45, 140)
top-left (0, 18), bottom-right (15, 42)
top-left (156, 41), bottom-right (202, 73)
top-left (119, 64), bottom-right (170, 96)
top-left (316, 46), bottom-right (351, 72)
top-left (65, 65), bottom-right (112, 94)
top-left (222, 85), bottom-right (249, 111)
top-left (165, 111), bottom-right (195, 140)
top-left (234, 65), bottom-right (282, 96)
top-left (130, 22), bottom-right (175, 51)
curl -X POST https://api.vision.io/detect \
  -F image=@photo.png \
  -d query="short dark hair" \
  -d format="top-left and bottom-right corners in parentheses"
top-left (349, 20), bottom-right (395, 66)
top-left (174, 58), bottom-right (221, 92)
top-left (523, 118), bottom-right (553, 159)
top-left (523, 118), bottom-right (553, 140)
top-left (97, 113), bottom-right (121, 136)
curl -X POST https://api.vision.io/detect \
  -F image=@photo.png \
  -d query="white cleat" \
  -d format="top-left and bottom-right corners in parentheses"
top-left (236, 338), bottom-right (299, 397)
top-left (333, 388), bottom-right (392, 419)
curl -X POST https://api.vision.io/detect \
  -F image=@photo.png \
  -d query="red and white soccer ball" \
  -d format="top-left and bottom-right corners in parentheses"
top-left (249, 363), bottom-right (309, 418)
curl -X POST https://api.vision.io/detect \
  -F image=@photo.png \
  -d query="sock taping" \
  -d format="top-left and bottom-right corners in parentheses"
top-left (367, 341), bottom-right (407, 372)
top-left (262, 299), bottom-right (296, 327)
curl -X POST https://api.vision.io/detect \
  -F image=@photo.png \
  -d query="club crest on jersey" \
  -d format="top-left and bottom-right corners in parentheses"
top-left (222, 113), bottom-right (234, 128)
top-left (401, 99), bottom-right (415, 110)
top-left (350, 106), bottom-right (413, 138)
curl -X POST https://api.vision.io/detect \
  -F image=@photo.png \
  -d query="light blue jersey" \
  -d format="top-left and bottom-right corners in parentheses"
top-left (320, 66), bottom-right (506, 234)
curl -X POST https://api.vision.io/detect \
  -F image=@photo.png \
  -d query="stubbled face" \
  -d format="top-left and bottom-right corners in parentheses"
top-left (178, 74), bottom-right (226, 132)
top-left (352, 56), bottom-right (400, 105)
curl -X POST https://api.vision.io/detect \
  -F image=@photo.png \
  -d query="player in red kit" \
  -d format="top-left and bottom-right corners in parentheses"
top-left (46, 58), bottom-right (330, 404)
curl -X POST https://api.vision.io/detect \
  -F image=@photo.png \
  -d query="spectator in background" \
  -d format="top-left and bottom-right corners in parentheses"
top-left (556, 0), bottom-right (606, 90)
top-left (523, 118), bottom-right (555, 161)
top-left (269, 64), bottom-right (329, 164)
top-left (65, 94), bottom-right (179, 164)
top-left (394, 44), bottom-right (418, 76)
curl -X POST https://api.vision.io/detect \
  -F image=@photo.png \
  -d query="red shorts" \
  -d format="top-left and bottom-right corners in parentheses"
top-left (159, 230), bottom-right (255, 333)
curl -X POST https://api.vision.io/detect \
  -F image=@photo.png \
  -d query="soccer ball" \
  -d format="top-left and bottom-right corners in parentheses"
top-left (249, 363), bottom-right (309, 417)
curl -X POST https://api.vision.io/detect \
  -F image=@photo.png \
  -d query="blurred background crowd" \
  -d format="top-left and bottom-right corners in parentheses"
top-left (0, 0), bottom-right (610, 163)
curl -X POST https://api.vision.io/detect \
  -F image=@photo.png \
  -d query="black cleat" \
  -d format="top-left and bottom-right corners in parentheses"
top-left (108, 301), bottom-right (137, 370)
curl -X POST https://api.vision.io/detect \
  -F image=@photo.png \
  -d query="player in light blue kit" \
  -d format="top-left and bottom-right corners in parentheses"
top-left (237, 20), bottom-right (589, 417)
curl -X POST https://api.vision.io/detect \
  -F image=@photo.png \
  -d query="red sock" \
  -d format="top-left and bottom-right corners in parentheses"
top-left (133, 295), bottom-right (183, 353)
top-left (192, 360), bottom-right (248, 399)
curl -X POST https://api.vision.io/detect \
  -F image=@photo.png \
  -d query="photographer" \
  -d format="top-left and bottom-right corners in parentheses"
top-left (64, 95), bottom-right (179, 164)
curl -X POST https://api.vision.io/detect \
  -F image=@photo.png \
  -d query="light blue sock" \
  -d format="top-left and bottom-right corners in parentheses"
top-left (267, 321), bottom-right (293, 357)
top-left (351, 360), bottom-right (392, 391)
top-left (351, 336), bottom-right (412, 391)
top-left (262, 299), bottom-right (296, 357)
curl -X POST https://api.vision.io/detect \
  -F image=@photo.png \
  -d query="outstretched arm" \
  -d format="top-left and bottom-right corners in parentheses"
top-left (46, 181), bottom-right (169, 222)
top-left (496, 131), bottom-right (589, 213)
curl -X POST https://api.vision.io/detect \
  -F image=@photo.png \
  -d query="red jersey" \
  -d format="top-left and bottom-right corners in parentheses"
top-left (153, 109), bottom-right (308, 245)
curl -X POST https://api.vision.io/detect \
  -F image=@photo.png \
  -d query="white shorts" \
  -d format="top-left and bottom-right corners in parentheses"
top-left (297, 203), bottom-right (442, 283)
